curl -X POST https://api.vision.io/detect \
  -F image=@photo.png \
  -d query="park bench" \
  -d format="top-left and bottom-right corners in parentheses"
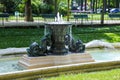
top-left (0, 13), bottom-right (9, 22)
top-left (108, 13), bottom-right (120, 19)
top-left (41, 14), bottom-right (56, 21)
top-left (0, 13), bottom-right (9, 26)
top-left (74, 14), bottom-right (88, 21)
top-left (0, 13), bottom-right (9, 19)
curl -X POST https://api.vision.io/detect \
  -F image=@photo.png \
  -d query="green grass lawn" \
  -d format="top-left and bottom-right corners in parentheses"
top-left (0, 28), bottom-right (44, 48)
top-left (0, 26), bottom-right (120, 79)
top-left (73, 26), bottom-right (120, 42)
top-left (45, 69), bottom-right (120, 80)
top-left (0, 26), bottom-right (120, 48)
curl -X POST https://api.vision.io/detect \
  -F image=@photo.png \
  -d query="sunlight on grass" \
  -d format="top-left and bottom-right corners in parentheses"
top-left (0, 26), bottom-right (120, 48)
top-left (104, 33), bottom-right (120, 42)
top-left (45, 69), bottom-right (120, 80)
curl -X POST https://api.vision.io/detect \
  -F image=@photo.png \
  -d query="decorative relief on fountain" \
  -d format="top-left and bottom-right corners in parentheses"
top-left (64, 34), bottom-right (85, 53)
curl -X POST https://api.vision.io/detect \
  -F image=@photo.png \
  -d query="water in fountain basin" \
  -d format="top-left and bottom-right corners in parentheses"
top-left (88, 48), bottom-right (120, 61)
top-left (0, 58), bottom-right (24, 73)
top-left (1, 49), bottom-right (120, 73)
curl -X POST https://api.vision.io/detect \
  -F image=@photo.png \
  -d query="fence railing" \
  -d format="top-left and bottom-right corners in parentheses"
top-left (0, 13), bottom-right (120, 27)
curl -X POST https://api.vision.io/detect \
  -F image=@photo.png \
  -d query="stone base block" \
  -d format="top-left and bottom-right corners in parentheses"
top-left (18, 53), bottom-right (94, 69)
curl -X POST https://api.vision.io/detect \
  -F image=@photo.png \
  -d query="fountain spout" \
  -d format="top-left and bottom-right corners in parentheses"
top-left (55, 12), bottom-right (63, 22)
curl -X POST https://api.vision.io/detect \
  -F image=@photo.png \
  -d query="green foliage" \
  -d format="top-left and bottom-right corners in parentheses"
top-left (43, 0), bottom-right (54, 5)
top-left (0, 0), bottom-right (120, 14)
top-left (31, 0), bottom-right (42, 15)
top-left (39, 3), bottom-right (54, 14)
top-left (0, 4), bottom-right (4, 12)
top-left (0, 0), bottom-right (15, 13)
top-left (58, 1), bottom-right (68, 15)
top-left (22, 0), bottom-right (28, 2)
top-left (18, 4), bottom-right (25, 13)
top-left (17, 0), bottom-right (68, 14)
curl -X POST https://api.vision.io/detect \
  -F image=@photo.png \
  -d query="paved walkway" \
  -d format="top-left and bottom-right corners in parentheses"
top-left (0, 20), bottom-right (120, 27)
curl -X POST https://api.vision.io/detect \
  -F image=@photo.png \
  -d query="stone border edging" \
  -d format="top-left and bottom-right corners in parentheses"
top-left (0, 60), bottom-right (120, 80)
top-left (0, 48), bottom-right (27, 55)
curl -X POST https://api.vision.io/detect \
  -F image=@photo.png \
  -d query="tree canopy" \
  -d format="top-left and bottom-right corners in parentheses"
top-left (0, 0), bottom-right (120, 14)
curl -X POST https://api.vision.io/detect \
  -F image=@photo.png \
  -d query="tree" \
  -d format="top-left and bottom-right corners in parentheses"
top-left (0, 3), bottom-right (4, 12)
top-left (101, 0), bottom-right (106, 24)
top-left (31, 0), bottom-right (42, 15)
top-left (0, 0), bottom-right (15, 13)
top-left (95, 0), bottom-right (98, 13)
top-left (80, 0), bottom-right (83, 10)
top-left (43, 0), bottom-right (54, 4)
top-left (25, 0), bottom-right (33, 21)
top-left (67, 0), bottom-right (70, 21)
top-left (108, 0), bottom-right (110, 12)
top-left (116, 0), bottom-right (119, 8)
top-left (85, 0), bottom-right (87, 10)
top-left (55, 0), bottom-right (58, 14)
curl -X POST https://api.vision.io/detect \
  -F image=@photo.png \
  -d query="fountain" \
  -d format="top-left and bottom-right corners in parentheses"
top-left (19, 13), bottom-right (94, 69)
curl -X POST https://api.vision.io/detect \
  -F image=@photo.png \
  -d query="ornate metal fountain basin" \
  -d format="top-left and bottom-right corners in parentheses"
top-left (45, 22), bottom-right (72, 55)
top-left (27, 21), bottom-right (85, 56)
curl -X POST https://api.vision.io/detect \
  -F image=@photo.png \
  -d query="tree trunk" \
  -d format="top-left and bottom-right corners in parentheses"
top-left (116, 0), bottom-right (119, 8)
top-left (67, 0), bottom-right (70, 21)
top-left (25, 0), bottom-right (33, 22)
top-left (95, 0), bottom-right (98, 13)
top-left (80, 0), bottom-right (83, 11)
top-left (92, 0), bottom-right (95, 13)
top-left (85, 0), bottom-right (87, 11)
top-left (90, 0), bottom-right (92, 11)
top-left (104, 0), bottom-right (107, 13)
top-left (108, 0), bottom-right (110, 12)
top-left (101, 0), bottom-right (106, 24)
top-left (54, 0), bottom-right (58, 15)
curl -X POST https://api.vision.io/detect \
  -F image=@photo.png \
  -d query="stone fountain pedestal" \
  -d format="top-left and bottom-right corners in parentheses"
top-left (19, 21), bottom-right (94, 69)
top-left (19, 53), bottom-right (94, 69)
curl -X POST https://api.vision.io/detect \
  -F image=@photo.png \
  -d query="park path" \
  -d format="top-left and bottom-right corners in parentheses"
top-left (0, 20), bottom-right (120, 27)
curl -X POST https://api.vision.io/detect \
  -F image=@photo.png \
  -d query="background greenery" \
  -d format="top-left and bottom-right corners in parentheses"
top-left (0, 0), bottom-right (68, 15)
top-left (0, 0), bottom-right (119, 14)
top-left (0, 26), bottom-right (120, 49)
